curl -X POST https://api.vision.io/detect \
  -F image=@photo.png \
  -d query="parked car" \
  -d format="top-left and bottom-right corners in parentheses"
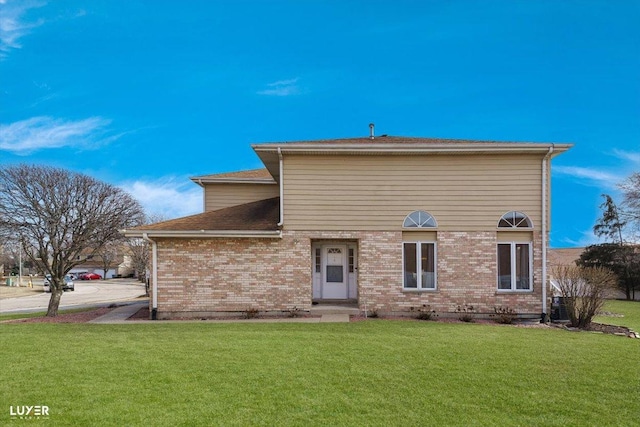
top-left (43, 274), bottom-right (75, 292)
top-left (80, 273), bottom-right (102, 280)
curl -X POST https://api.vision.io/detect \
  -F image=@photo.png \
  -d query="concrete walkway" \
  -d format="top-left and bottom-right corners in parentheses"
top-left (88, 303), bottom-right (352, 324)
top-left (88, 301), bottom-right (148, 324)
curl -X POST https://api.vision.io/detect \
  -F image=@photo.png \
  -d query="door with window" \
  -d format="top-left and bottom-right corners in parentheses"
top-left (322, 245), bottom-right (348, 299)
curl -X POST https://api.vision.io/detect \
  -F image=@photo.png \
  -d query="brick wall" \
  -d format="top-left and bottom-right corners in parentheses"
top-left (152, 230), bottom-right (544, 319)
top-left (153, 236), bottom-right (310, 319)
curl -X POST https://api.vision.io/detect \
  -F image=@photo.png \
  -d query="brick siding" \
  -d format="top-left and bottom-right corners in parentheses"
top-left (152, 230), bottom-right (545, 319)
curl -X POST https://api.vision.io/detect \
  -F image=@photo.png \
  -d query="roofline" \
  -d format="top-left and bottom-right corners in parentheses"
top-left (252, 142), bottom-right (573, 155)
top-left (190, 177), bottom-right (276, 187)
top-left (120, 229), bottom-right (282, 239)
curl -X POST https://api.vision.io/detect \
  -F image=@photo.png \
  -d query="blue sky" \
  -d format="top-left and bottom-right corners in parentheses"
top-left (1, 0), bottom-right (638, 248)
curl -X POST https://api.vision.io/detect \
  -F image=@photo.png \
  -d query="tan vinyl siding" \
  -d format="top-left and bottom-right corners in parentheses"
top-left (497, 231), bottom-right (533, 242)
top-left (402, 231), bottom-right (437, 241)
top-left (283, 154), bottom-right (543, 231)
top-left (204, 183), bottom-right (279, 212)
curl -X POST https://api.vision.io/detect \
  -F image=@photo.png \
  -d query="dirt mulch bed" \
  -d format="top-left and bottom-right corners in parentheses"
top-left (6, 307), bottom-right (115, 324)
top-left (126, 307), bottom-right (321, 321)
top-left (351, 315), bottom-right (638, 337)
top-left (584, 322), bottom-right (638, 338)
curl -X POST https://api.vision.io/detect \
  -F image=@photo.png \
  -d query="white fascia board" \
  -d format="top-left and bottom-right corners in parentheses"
top-left (189, 177), bottom-right (276, 185)
top-left (120, 229), bottom-right (282, 239)
top-left (254, 143), bottom-right (573, 155)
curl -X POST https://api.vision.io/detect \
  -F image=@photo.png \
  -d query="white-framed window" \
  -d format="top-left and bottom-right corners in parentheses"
top-left (403, 241), bottom-right (437, 290)
top-left (403, 211), bottom-right (437, 228)
top-left (497, 242), bottom-right (532, 291)
top-left (498, 211), bottom-right (532, 229)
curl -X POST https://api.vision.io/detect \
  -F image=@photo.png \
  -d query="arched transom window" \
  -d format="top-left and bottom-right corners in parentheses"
top-left (498, 211), bottom-right (532, 228)
top-left (403, 211), bottom-right (437, 228)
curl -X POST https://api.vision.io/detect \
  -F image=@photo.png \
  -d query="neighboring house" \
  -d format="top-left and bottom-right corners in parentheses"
top-left (548, 247), bottom-right (584, 269)
top-left (123, 132), bottom-right (571, 319)
top-left (547, 247), bottom-right (584, 296)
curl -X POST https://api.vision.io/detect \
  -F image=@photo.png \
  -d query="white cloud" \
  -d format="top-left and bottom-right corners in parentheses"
top-left (120, 178), bottom-right (201, 220)
top-left (0, 116), bottom-right (115, 154)
top-left (555, 229), bottom-right (599, 248)
top-left (554, 166), bottom-right (622, 190)
top-left (612, 149), bottom-right (640, 165)
top-left (0, 0), bottom-right (47, 58)
top-left (257, 78), bottom-right (301, 96)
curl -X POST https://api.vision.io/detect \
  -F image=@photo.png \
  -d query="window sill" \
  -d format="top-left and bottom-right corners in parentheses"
top-left (403, 288), bottom-right (438, 293)
top-left (496, 289), bottom-right (533, 294)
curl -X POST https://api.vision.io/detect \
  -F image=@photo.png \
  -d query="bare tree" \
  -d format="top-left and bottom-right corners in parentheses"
top-left (552, 265), bottom-right (617, 328)
top-left (0, 165), bottom-right (145, 316)
top-left (127, 238), bottom-right (150, 283)
top-left (125, 214), bottom-right (168, 294)
top-left (620, 172), bottom-right (640, 225)
top-left (95, 241), bottom-right (120, 279)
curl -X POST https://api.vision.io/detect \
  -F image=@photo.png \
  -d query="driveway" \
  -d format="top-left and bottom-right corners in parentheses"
top-left (0, 278), bottom-right (147, 314)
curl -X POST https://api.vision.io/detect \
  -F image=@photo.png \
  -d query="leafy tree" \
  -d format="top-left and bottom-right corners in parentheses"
top-left (593, 194), bottom-right (626, 244)
top-left (577, 244), bottom-right (640, 299)
top-left (0, 165), bottom-right (145, 316)
top-left (582, 194), bottom-right (639, 300)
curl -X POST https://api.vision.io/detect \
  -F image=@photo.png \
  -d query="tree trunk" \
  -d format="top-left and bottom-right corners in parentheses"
top-left (46, 288), bottom-right (63, 317)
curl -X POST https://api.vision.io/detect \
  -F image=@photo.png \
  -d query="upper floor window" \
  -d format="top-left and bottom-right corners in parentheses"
top-left (403, 211), bottom-right (437, 228)
top-left (498, 211), bottom-right (532, 229)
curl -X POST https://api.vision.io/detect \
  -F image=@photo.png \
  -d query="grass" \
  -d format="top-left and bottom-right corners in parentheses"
top-left (594, 299), bottom-right (640, 332)
top-left (1, 320), bottom-right (639, 426)
top-left (0, 284), bottom-right (43, 299)
top-left (0, 307), bottom-right (100, 321)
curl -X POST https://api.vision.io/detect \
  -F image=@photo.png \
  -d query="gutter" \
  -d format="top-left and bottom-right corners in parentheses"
top-left (253, 143), bottom-right (572, 155)
top-left (541, 145), bottom-right (554, 320)
top-left (277, 147), bottom-right (284, 227)
top-left (122, 230), bottom-right (282, 239)
top-left (142, 233), bottom-right (158, 320)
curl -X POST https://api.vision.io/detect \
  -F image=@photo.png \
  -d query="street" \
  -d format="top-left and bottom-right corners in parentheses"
top-left (0, 278), bottom-right (147, 314)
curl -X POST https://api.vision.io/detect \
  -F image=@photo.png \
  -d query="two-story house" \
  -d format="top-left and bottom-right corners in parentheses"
top-left (123, 131), bottom-right (571, 320)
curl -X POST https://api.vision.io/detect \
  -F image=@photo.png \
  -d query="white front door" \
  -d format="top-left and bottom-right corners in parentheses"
top-left (322, 245), bottom-right (348, 299)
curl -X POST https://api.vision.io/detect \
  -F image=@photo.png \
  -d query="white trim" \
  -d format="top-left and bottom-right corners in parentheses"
top-left (497, 211), bottom-right (533, 229)
top-left (402, 241), bottom-right (437, 290)
top-left (402, 210), bottom-right (438, 228)
top-left (121, 230), bottom-right (282, 239)
top-left (497, 241), bottom-right (533, 292)
top-left (277, 147), bottom-right (284, 227)
top-left (253, 143), bottom-right (572, 155)
top-left (142, 233), bottom-right (158, 311)
top-left (191, 177), bottom-right (276, 185)
top-left (541, 146), bottom-right (554, 315)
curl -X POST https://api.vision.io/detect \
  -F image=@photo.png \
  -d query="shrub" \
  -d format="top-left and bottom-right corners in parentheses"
top-left (456, 304), bottom-right (475, 322)
top-left (411, 304), bottom-right (437, 321)
top-left (244, 308), bottom-right (259, 319)
top-left (286, 306), bottom-right (301, 318)
top-left (552, 265), bottom-right (617, 329)
top-left (492, 306), bottom-right (517, 324)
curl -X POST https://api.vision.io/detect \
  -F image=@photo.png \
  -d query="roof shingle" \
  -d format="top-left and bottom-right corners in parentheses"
top-left (191, 168), bottom-right (273, 181)
top-left (131, 197), bottom-right (279, 232)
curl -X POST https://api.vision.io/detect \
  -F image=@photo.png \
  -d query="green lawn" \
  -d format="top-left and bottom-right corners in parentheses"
top-left (594, 299), bottom-right (640, 332)
top-left (1, 320), bottom-right (638, 426)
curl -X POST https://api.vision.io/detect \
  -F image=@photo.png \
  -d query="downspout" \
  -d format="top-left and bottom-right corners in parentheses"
top-left (541, 145), bottom-right (554, 321)
top-left (142, 233), bottom-right (158, 320)
top-left (277, 147), bottom-right (284, 227)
